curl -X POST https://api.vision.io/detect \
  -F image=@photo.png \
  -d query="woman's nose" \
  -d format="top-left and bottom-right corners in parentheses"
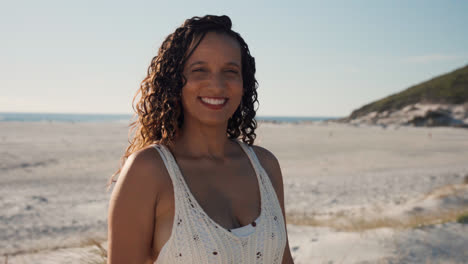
top-left (208, 73), bottom-right (227, 91)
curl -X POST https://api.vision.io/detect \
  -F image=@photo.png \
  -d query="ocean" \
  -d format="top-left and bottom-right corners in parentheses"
top-left (0, 112), bottom-right (340, 123)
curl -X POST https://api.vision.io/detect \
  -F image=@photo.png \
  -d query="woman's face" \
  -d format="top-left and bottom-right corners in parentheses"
top-left (181, 31), bottom-right (243, 127)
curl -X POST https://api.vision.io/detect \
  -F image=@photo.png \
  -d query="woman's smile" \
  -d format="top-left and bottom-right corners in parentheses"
top-left (198, 96), bottom-right (229, 110)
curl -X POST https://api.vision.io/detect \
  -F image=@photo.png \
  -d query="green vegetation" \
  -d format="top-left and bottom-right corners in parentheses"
top-left (457, 212), bottom-right (468, 224)
top-left (349, 64), bottom-right (468, 119)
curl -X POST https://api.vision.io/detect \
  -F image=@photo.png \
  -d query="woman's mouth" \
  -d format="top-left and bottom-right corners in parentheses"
top-left (198, 96), bottom-right (228, 110)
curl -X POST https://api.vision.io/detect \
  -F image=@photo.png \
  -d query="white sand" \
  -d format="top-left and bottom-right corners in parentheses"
top-left (1, 121), bottom-right (468, 263)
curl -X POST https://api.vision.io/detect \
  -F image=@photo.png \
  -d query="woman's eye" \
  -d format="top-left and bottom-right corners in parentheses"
top-left (226, 70), bottom-right (238, 74)
top-left (192, 68), bottom-right (205, 72)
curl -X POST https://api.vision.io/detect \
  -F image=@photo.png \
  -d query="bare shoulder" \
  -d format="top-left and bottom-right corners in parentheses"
top-left (112, 145), bottom-right (169, 199)
top-left (250, 145), bottom-right (280, 167)
top-left (250, 145), bottom-right (283, 193)
top-left (107, 144), bottom-right (170, 263)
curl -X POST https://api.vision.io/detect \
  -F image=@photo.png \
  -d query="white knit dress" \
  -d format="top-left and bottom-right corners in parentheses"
top-left (152, 140), bottom-right (287, 264)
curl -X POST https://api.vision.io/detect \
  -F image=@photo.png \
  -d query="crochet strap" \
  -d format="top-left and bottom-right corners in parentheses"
top-left (152, 144), bottom-right (180, 186)
top-left (237, 141), bottom-right (263, 177)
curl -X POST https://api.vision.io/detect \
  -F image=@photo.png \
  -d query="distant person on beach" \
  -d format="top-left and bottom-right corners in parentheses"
top-left (107, 15), bottom-right (294, 264)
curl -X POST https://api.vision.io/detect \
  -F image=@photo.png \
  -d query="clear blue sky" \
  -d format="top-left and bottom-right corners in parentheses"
top-left (1, 0), bottom-right (467, 117)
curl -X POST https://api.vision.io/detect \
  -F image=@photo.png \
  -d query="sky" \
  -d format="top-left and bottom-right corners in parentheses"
top-left (1, 0), bottom-right (467, 117)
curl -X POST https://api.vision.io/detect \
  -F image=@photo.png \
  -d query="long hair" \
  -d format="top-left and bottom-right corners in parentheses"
top-left (107, 15), bottom-right (259, 190)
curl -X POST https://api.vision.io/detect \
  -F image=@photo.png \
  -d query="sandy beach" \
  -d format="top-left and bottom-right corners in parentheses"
top-left (1, 121), bottom-right (468, 263)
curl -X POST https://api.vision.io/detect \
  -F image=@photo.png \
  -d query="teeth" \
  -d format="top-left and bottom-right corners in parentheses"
top-left (200, 97), bottom-right (227, 105)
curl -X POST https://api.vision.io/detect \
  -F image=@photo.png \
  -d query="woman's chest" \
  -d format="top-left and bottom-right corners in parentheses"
top-left (152, 160), bottom-right (262, 256)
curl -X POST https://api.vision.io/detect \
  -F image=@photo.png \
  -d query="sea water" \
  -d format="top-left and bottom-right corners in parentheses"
top-left (0, 112), bottom-right (340, 123)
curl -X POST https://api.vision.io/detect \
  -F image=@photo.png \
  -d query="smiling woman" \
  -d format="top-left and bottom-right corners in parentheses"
top-left (107, 15), bottom-right (294, 264)
top-left (181, 32), bottom-right (244, 125)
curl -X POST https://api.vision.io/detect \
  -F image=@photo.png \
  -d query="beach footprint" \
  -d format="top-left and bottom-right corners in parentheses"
top-left (31, 195), bottom-right (48, 203)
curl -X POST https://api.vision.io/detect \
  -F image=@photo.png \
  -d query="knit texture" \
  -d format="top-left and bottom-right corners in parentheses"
top-left (152, 140), bottom-right (287, 264)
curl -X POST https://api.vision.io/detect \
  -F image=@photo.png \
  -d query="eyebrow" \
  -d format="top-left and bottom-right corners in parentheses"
top-left (188, 61), bottom-right (241, 68)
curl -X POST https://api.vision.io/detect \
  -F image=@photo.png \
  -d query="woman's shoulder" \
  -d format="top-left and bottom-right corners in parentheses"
top-left (249, 144), bottom-right (283, 192)
top-left (126, 144), bottom-right (166, 170)
top-left (108, 144), bottom-right (171, 263)
top-left (250, 144), bottom-right (280, 169)
top-left (114, 144), bottom-right (171, 201)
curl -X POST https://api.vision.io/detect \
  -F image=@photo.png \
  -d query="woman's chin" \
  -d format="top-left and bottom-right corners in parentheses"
top-left (198, 117), bottom-right (230, 127)
top-left (184, 114), bottom-right (231, 127)
top-left (184, 109), bottom-right (236, 127)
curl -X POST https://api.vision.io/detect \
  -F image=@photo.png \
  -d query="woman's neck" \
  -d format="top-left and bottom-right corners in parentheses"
top-left (172, 119), bottom-right (233, 161)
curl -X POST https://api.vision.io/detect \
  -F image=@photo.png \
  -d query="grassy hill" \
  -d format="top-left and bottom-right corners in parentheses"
top-left (349, 64), bottom-right (468, 119)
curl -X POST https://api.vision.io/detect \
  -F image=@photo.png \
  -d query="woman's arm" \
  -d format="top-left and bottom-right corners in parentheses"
top-left (107, 148), bottom-right (162, 264)
top-left (252, 146), bottom-right (295, 264)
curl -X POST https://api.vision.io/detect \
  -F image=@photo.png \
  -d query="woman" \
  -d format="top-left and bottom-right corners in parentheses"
top-left (107, 15), bottom-right (294, 264)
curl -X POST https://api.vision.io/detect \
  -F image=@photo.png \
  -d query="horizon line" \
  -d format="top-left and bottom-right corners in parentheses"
top-left (0, 111), bottom-right (345, 119)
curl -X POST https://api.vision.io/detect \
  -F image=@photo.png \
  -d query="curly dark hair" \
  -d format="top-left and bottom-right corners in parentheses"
top-left (107, 15), bottom-right (259, 190)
